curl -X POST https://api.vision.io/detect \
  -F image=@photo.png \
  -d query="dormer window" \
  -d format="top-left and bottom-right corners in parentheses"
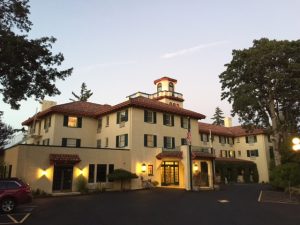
top-left (169, 82), bottom-right (174, 92)
top-left (157, 83), bottom-right (162, 92)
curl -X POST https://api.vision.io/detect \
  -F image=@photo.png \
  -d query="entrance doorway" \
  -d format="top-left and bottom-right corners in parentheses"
top-left (52, 165), bottom-right (73, 192)
top-left (161, 161), bottom-right (179, 186)
top-left (200, 162), bottom-right (209, 187)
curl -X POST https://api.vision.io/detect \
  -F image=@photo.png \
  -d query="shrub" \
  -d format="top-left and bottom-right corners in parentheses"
top-left (107, 169), bottom-right (138, 191)
top-left (270, 163), bottom-right (300, 189)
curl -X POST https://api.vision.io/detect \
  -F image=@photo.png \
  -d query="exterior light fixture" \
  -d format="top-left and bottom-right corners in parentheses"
top-left (41, 170), bottom-right (47, 176)
top-left (292, 137), bottom-right (300, 151)
top-left (193, 163), bottom-right (199, 172)
top-left (141, 163), bottom-right (146, 173)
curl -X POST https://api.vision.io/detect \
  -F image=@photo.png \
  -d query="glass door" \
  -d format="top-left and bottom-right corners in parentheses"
top-left (52, 165), bottom-right (73, 192)
top-left (161, 161), bottom-right (179, 186)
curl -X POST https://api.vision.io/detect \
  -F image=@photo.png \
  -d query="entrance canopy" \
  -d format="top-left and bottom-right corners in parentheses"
top-left (156, 151), bottom-right (183, 160)
top-left (192, 151), bottom-right (216, 160)
top-left (49, 154), bottom-right (81, 165)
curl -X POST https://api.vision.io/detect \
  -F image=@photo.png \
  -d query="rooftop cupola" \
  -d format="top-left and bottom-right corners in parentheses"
top-left (153, 76), bottom-right (184, 107)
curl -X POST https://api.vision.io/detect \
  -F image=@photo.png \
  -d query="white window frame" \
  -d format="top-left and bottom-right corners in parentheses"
top-left (182, 117), bottom-right (188, 129)
top-left (118, 134), bottom-right (126, 148)
top-left (66, 138), bottom-right (77, 147)
top-left (164, 114), bottom-right (172, 126)
top-left (105, 137), bottom-right (109, 147)
top-left (146, 111), bottom-right (154, 123)
top-left (146, 135), bottom-right (154, 147)
top-left (165, 137), bottom-right (173, 149)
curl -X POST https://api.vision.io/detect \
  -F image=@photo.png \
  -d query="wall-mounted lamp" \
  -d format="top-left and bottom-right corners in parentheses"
top-left (141, 163), bottom-right (146, 173)
top-left (41, 170), bottom-right (48, 176)
top-left (292, 137), bottom-right (300, 151)
top-left (78, 169), bottom-right (83, 176)
top-left (193, 163), bottom-right (199, 172)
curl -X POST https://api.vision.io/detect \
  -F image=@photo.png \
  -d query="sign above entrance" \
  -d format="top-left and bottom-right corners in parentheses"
top-left (49, 154), bottom-right (81, 165)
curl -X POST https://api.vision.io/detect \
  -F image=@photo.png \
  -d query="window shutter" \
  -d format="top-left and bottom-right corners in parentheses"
top-left (225, 151), bottom-right (228, 158)
top-left (233, 151), bottom-right (236, 158)
top-left (172, 137), bottom-right (175, 149)
top-left (116, 136), bottom-right (119, 147)
top-left (144, 134), bottom-right (147, 147)
top-left (246, 136), bottom-right (249, 143)
top-left (219, 136), bottom-right (221, 143)
top-left (153, 112), bottom-right (157, 124)
top-left (49, 116), bottom-right (51, 127)
top-left (78, 117), bottom-right (82, 128)
top-left (171, 115), bottom-right (174, 126)
top-left (232, 138), bottom-right (234, 144)
top-left (200, 134), bottom-right (203, 141)
top-left (76, 139), bottom-right (81, 147)
top-left (117, 112), bottom-right (120, 124)
top-left (125, 134), bottom-right (128, 146)
top-left (144, 110), bottom-right (148, 122)
top-left (63, 115), bottom-right (68, 126)
top-left (255, 149), bottom-right (259, 157)
top-left (247, 150), bottom-right (250, 157)
top-left (180, 117), bottom-right (183, 128)
top-left (62, 138), bottom-right (67, 147)
top-left (125, 110), bottom-right (128, 122)
top-left (181, 138), bottom-right (184, 145)
top-left (163, 114), bottom-right (166, 125)
top-left (226, 137), bottom-right (229, 144)
top-left (254, 136), bottom-right (257, 143)
top-left (163, 137), bottom-right (167, 148)
top-left (154, 135), bottom-right (157, 147)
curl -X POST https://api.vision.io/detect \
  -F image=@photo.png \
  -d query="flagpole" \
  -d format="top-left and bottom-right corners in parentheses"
top-left (188, 117), bottom-right (193, 191)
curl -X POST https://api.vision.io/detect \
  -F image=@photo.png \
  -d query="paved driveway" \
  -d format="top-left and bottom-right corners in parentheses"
top-left (24, 184), bottom-right (300, 225)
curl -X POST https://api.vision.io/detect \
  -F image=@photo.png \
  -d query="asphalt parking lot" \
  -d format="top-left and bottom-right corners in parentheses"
top-left (0, 204), bottom-right (36, 224)
top-left (21, 184), bottom-right (300, 225)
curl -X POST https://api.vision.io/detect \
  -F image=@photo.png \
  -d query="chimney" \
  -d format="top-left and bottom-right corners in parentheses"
top-left (224, 117), bottom-right (232, 127)
top-left (41, 100), bottom-right (57, 111)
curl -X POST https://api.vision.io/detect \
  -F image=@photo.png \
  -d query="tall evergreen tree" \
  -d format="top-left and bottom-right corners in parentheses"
top-left (69, 82), bottom-right (93, 102)
top-left (211, 107), bottom-right (225, 125)
top-left (0, 0), bottom-right (72, 109)
top-left (0, 112), bottom-right (14, 151)
top-left (219, 38), bottom-right (300, 166)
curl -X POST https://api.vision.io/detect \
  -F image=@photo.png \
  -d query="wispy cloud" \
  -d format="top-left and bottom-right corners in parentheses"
top-left (161, 41), bottom-right (229, 59)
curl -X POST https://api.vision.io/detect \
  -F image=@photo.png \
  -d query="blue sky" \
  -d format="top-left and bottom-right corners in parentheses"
top-left (1, 0), bottom-right (300, 128)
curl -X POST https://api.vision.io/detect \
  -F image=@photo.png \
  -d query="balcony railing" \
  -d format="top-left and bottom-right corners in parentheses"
top-left (127, 91), bottom-right (183, 100)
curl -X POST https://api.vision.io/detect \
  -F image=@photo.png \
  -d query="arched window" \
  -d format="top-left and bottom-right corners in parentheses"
top-left (169, 82), bottom-right (174, 92)
top-left (157, 83), bottom-right (162, 92)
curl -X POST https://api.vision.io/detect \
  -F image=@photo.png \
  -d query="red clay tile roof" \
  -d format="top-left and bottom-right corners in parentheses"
top-left (154, 77), bottom-right (177, 85)
top-left (49, 154), bottom-right (81, 165)
top-left (22, 101), bottom-right (111, 126)
top-left (156, 151), bottom-right (183, 160)
top-left (215, 157), bottom-right (255, 164)
top-left (198, 122), bottom-right (266, 137)
top-left (97, 96), bottom-right (205, 119)
top-left (192, 151), bottom-right (216, 159)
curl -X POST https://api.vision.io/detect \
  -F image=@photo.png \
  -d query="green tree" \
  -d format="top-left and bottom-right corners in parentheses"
top-left (211, 107), bottom-right (225, 125)
top-left (107, 169), bottom-right (138, 191)
top-left (0, 0), bottom-right (72, 109)
top-left (69, 82), bottom-right (93, 102)
top-left (0, 112), bottom-right (14, 151)
top-left (219, 38), bottom-right (300, 166)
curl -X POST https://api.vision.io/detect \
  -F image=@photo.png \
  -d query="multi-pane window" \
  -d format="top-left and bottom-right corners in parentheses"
top-left (116, 134), bottom-right (128, 148)
top-left (201, 133), bottom-right (209, 142)
top-left (63, 115), bottom-right (82, 128)
top-left (148, 165), bottom-right (153, 176)
top-left (181, 117), bottom-right (188, 129)
top-left (169, 82), bottom-right (174, 92)
top-left (144, 134), bottom-right (157, 147)
top-left (97, 118), bottom-right (102, 132)
top-left (220, 150), bottom-right (227, 157)
top-left (181, 138), bottom-right (187, 145)
top-left (117, 110), bottom-right (128, 124)
top-left (44, 116), bottom-right (51, 130)
top-left (42, 139), bottom-right (50, 145)
top-left (144, 110), bottom-right (156, 123)
top-left (219, 136), bottom-right (226, 144)
top-left (228, 137), bottom-right (234, 145)
top-left (246, 135), bottom-right (257, 143)
top-left (228, 150), bottom-right (235, 158)
top-left (236, 137), bottom-right (240, 143)
top-left (88, 164), bottom-right (95, 183)
top-left (96, 139), bottom-right (101, 148)
top-left (108, 164), bottom-right (114, 182)
top-left (164, 136), bottom-right (175, 149)
top-left (247, 149), bottom-right (259, 157)
top-left (106, 116), bottom-right (109, 127)
top-left (163, 114), bottom-right (174, 126)
top-left (157, 83), bottom-right (162, 92)
top-left (105, 138), bottom-right (109, 147)
top-left (62, 138), bottom-right (81, 147)
top-left (96, 164), bottom-right (107, 182)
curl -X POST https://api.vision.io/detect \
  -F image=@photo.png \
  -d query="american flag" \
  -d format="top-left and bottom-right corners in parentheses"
top-left (186, 131), bottom-right (192, 145)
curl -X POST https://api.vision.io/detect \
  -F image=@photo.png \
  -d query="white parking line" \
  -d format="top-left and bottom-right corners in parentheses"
top-left (19, 214), bottom-right (30, 223)
top-left (6, 215), bottom-right (17, 224)
top-left (258, 190), bottom-right (262, 202)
